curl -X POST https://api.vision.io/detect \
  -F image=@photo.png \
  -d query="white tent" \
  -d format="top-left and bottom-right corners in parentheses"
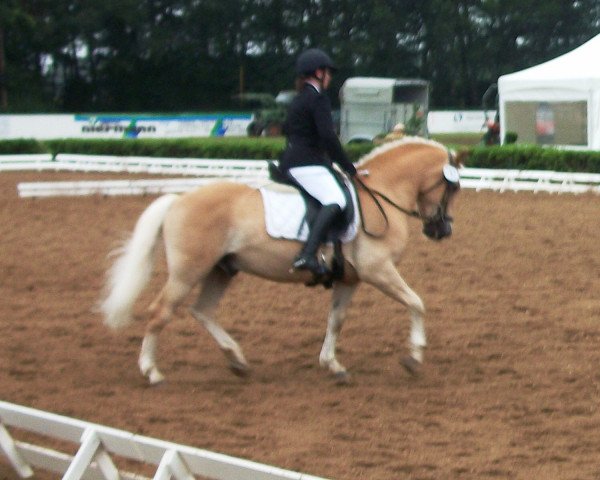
top-left (498, 34), bottom-right (600, 150)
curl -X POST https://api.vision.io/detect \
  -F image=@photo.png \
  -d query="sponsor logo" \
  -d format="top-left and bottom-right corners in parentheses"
top-left (80, 117), bottom-right (156, 138)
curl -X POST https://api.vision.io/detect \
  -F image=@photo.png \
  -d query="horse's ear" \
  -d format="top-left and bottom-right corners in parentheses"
top-left (452, 148), bottom-right (471, 167)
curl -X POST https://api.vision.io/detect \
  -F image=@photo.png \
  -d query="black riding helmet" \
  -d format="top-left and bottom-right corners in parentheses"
top-left (295, 48), bottom-right (337, 76)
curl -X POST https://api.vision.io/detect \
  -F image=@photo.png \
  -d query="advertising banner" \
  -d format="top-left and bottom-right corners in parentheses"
top-left (2, 111), bottom-right (491, 139)
top-left (0, 113), bottom-right (253, 139)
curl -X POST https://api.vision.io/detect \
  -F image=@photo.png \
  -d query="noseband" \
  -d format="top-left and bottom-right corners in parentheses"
top-left (355, 151), bottom-right (460, 239)
top-left (418, 161), bottom-right (460, 239)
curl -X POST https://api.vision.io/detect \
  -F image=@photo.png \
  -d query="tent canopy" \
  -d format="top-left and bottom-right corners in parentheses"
top-left (498, 34), bottom-right (600, 149)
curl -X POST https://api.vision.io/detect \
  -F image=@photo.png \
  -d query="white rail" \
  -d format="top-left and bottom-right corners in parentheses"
top-left (17, 177), bottom-right (269, 197)
top-left (0, 153), bottom-right (269, 177)
top-left (0, 400), bottom-right (327, 480)
top-left (460, 167), bottom-right (600, 194)
top-left (0, 153), bottom-right (54, 170)
top-left (2, 154), bottom-right (600, 197)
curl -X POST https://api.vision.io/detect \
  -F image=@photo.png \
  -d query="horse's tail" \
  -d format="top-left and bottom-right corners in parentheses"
top-left (100, 193), bottom-right (178, 330)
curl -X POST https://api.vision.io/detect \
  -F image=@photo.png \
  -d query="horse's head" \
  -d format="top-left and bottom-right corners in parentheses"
top-left (416, 150), bottom-right (462, 241)
top-left (357, 138), bottom-right (463, 240)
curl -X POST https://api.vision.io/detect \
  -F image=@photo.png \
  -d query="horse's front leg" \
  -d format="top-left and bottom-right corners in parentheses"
top-left (362, 261), bottom-right (426, 375)
top-left (319, 282), bottom-right (357, 382)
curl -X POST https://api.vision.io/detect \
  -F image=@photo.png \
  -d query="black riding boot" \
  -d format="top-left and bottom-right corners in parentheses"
top-left (292, 204), bottom-right (342, 275)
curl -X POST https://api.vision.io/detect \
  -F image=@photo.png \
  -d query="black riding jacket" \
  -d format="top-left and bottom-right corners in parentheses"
top-left (280, 83), bottom-right (356, 177)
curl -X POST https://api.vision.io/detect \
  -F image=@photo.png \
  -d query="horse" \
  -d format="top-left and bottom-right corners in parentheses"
top-left (100, 137), bottom-right (462, 384)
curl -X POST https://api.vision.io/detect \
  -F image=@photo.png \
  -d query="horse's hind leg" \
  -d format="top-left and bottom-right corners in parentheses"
top-left (319, 282), bottom-right (357, 382)
top-left (362, 261), bottom-right (426, 375)
top-left (189, 267), bottom-right (249, 377)
top-left (139, 275), bottom-right (194, 384)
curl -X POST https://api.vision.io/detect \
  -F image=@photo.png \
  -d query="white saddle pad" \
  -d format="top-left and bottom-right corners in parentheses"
top-left (259, 181), bottom-right (359, 243)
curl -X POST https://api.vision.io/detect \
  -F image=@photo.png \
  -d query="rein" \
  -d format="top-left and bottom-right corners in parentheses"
top-left (353, 149), bottom-right (457, 238)
top-left (354, 176), bottom-right (420, 238)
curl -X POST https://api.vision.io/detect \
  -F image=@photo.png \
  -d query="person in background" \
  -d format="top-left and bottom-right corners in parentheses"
top-left (374, 122), bottom-right (406, 145)
top-left (385, 122), bottom-right (406, 142)
top-left (279, 48), bottom-right (357, 276)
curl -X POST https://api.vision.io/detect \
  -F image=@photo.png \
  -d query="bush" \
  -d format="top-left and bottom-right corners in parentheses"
top-left (504, 132), bottom-right (518, 144)
top-left (44, 137), bottom-right (288, 160)
top-left (1, 137), bottom-right (599, 173)
top-left (27, 137), bottom-right (377, 163)
top-left (0, 139), bottom-right (48, 154)
top-left (467, 145), bottom-right (600, 173)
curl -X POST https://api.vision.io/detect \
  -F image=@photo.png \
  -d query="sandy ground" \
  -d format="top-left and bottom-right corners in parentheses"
top-left (1, 170), bottom-right (600, 480)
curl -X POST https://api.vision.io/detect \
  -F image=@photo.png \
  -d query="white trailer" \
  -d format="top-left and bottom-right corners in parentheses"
top-left (339, 77), bottom-right (429, 143)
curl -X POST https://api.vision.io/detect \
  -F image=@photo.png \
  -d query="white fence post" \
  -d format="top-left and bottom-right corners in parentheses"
top-left (0, 422), bottom-right (34, 478)
top-left (63, 428), bottom-right (120, 480)
top-left (154, 450), bottom-right (194, 480)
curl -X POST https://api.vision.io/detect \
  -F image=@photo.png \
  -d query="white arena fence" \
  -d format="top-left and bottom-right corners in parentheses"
top-left (1, 153), bottom-right (600, 197)
top-left (0, 400), bottom-right (327, 480)
top-left (459, 167), bottom-right (600, 194)
top-left (0, 153), bottom-right (267, 178)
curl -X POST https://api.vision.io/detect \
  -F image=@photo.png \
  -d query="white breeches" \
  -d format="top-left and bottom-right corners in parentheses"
top-left (288, 165), bottom-right (347, 209)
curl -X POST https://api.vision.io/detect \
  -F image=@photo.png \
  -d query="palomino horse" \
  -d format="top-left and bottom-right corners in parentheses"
top-left (100, 137), bottom-right (461, 384)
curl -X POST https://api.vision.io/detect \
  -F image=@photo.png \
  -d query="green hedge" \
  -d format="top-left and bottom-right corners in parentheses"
top-left (1, 137), bottom-right (374, 163)
top-left (0, 139), bottom-right (48, 154)
top-left (1, 137), bottom-right (599, 173)
top-left (467, 145), bottom-right (600, 173)
top-left (45, 137), bottom-right (285, 159)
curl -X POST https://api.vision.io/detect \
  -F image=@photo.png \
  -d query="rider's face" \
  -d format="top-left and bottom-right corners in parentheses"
top-left (321, 68), bottom-right (332, 90)
top-left (316, 68), bottom-right (332, 89)
top-left (322, 69), bottom-right (332, 89)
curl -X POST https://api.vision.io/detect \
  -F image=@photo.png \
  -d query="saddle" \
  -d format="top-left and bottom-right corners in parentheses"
top-left (267, 161), bottom-right (355, 288)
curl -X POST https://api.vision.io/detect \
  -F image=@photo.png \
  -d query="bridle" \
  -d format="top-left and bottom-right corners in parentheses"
top-left (354, 151), bottom-right (460, 239)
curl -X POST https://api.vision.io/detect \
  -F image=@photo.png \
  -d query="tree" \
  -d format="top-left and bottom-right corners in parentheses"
top-left (4, 0), bottom-right (600, 112)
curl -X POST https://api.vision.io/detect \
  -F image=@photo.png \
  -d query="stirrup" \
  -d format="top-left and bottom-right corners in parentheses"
top-left (292, 255), bottom-right (323, 274)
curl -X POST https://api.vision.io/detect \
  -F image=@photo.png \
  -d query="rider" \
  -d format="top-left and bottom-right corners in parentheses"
top-left (279, 48), bottom-right (357, 275)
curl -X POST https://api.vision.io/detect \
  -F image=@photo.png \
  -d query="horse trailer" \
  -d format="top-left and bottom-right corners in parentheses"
top-left (339, 77), bottom-right (429, 143)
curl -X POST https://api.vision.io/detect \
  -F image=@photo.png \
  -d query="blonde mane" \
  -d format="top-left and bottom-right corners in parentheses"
top-left (356, 136), bottom-right (449, 167)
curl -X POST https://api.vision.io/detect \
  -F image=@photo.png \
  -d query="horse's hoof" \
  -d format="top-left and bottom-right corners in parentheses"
top-left (147, 369), bottom-right (165, 385)
top-left (229, 361), bottom-right (250, 378)
top-left (333, 371), bottom-right (351, 385)
top-left (401, 356), bottom-right (422, 377)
